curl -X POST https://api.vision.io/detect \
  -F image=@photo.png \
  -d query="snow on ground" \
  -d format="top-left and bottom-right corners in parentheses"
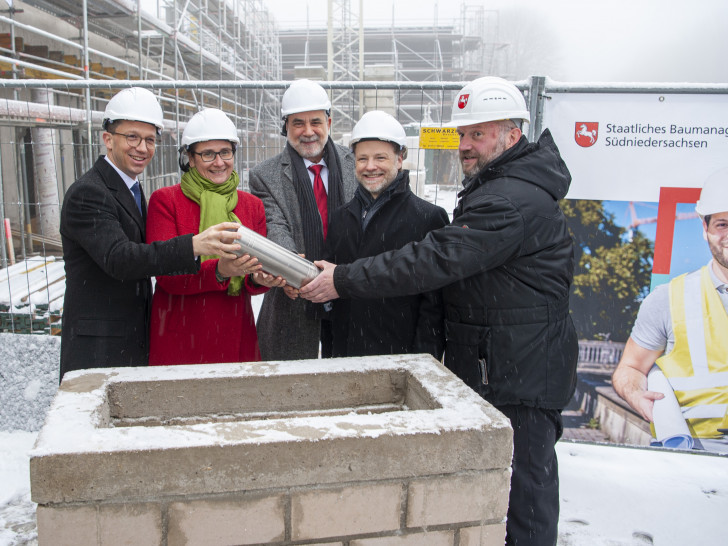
top-left (2, 427), bottom-right (726, 545)
top-left (557, 442), bottom-right (726, 545)
top-left (0, 431), bottom-right (38, 546)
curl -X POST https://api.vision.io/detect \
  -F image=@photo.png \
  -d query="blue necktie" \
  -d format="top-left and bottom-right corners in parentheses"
top-left (131, 181), bottom-right (142, 214)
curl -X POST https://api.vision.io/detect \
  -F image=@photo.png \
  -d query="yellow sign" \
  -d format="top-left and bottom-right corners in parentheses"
top-left (419, 126), bottom-right (460, 150)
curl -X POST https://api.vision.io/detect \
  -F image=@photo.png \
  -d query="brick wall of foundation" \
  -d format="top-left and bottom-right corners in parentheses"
top-left (37, 470), bottom-right (509, 545)
top-left (31, 355), bottom-right (513, 546)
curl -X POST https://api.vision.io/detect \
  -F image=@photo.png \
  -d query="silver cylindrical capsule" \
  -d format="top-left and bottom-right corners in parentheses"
top-left (233, 225), bottom-right (320, 288)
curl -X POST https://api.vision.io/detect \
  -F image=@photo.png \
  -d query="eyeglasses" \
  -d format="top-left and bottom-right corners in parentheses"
top-left (109, 131), bottom-right (157, 148)
top-left (191, 149), bottom-right (235, 162)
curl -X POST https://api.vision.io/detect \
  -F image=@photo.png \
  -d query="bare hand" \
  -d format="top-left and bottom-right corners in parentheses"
top-left (611, 339), bottom-right (665, 423)
top-left (299, 260), bottom-right (339, 302)
top-left (630, 390), bottom-right (665, 422)
top-left (218, 253), bottom-right (262, 278)
top-left (283, 285), bottom-right (300, 300)
top-left (251, 271), bottom-right (286, 288)
top-left (192, 222), bottom-right (242, 258)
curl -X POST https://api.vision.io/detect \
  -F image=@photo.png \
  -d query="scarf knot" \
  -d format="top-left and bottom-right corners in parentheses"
top-left (181, 168), bottom-right (243, 295)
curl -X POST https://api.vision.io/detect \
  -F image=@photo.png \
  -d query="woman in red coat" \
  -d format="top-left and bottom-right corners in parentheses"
top-left (146, 108), bottom-right (282, 365)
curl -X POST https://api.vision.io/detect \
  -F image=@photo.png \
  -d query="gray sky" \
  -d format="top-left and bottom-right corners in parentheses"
top-left (270, 0), bottom-right (728, 83)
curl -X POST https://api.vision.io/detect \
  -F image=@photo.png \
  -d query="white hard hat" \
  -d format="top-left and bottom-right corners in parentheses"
top-left (103, 87), bottom-right (164, 132)
top-left (447, 76), bottom-right (530, 127)
top-left (696, 168), bottom-right (728, 216)
top-left (281, 79), bottom-right (331, 117)
top-left (350, 111), bottom-right (407, 151)
top-left (181, 108), bottom-right (240, 149)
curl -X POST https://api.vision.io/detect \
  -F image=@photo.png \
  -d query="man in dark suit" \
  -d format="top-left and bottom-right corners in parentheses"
top-left (60, 87), bottom-right (241, 380)
top-left (249, 79), bottom-right (357, 360)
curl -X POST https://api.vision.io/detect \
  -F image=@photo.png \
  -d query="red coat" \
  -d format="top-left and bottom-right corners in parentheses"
top-left (146, 184), bottom-right (269, 365)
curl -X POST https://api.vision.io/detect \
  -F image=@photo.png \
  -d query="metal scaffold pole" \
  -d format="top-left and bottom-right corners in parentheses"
top-left (82, 0), bottom-right (92, 171)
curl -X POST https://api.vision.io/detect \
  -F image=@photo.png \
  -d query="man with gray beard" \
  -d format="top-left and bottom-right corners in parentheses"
top-left (301, 77), bottom-right (578, 546)
top-left (249, 79), bottom-right (357, 360)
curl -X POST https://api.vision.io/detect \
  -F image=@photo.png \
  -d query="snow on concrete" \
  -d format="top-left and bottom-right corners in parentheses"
top-left (0, 334), bottom-right (59, 432)
top-left (32, 355), bottom-right (509, 458)
top-left (1, 323), bottom-right (727, 545)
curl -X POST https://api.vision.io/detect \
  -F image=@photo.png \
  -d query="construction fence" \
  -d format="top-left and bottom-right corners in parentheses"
top-left (0, 78), bottom-right (726, 335)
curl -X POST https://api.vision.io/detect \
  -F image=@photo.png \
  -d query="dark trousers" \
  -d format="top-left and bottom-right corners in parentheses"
top-left (497, 405), bottom-right (563, 546)
top-left (320, 317), bottom-right (333, 358)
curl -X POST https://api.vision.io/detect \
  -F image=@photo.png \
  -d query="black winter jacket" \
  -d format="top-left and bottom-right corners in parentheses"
top-left (326, 171), bottom-right (449, 359)
top-left (334, 131), bottom-right (578, 408)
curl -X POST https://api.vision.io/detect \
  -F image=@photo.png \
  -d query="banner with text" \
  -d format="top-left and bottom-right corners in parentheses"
top-left (542, 93), bottom-right (728, 201)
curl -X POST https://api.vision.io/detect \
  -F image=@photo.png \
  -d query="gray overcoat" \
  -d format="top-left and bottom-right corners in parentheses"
top-left (249, 143), bottom-right (357, 360)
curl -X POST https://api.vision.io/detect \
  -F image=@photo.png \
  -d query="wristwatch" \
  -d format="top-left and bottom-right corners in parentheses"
top-left (215, 264), bottom-right (229, 284)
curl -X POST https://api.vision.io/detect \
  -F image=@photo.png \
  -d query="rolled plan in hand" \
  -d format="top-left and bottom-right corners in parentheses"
top-left (647, 366), bottom-right (694, 450)
top-left (233, 225), bottom-right (320, 288)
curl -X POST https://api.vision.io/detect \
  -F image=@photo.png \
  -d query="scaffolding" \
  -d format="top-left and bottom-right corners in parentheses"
top-left (0, 0), bottom-right (284, 167)
top-left (0, 0), bottom-right (285, 263)
top-left (279, 2), bottom-right (504, 125)
top-left (0, 0), bottom-right (505, 322)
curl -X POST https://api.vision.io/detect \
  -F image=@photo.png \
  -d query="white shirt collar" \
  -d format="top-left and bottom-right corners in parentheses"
top-left (303, 157), bottom-right (328, 170)
top-left (104, 155), bottom-right (138, 191)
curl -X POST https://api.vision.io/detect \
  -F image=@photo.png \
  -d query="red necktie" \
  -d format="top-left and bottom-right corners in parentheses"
top-left (308, 164), bottom-right (328, 239)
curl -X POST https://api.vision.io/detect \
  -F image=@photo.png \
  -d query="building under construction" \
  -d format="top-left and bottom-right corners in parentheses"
top-left (279, 2), bottom-right (505, 129)
top-left (0, 0), bottom-right (498, 333)
top-left (0, 0), bottom-right (498, 258)
top-left (0, 0), bottom-right (282, 253)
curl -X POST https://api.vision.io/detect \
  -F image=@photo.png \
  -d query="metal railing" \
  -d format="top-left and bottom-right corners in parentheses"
top-left (1, 77), bottom-right (727, 334)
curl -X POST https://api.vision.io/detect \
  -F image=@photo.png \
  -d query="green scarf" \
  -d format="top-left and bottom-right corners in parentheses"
top-left (181, 167), bottom-right (243, 296)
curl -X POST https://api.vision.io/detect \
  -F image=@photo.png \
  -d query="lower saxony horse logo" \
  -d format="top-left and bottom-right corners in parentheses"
top-left (574, 121), bottom-right (599, 148)
top-left (574, 122), bottom-right (599, 147)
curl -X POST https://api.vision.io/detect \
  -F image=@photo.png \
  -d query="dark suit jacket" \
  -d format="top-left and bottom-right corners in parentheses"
top-left (59, 156), bottom-right (199, 379)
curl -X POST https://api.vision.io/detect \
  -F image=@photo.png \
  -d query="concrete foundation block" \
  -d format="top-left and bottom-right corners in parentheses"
top-left (37, 502), bottom-right (162, 546)
top-left (406, 470), bottom-right (511, 527)
top-left (350, 530), bottom-right (455, 545)
top-left (459, 523), bottom-right (508, 546)
top-left (291, 483), bottom-right (402, 540)
top-left (98, 503), bottom-right (163, 545)
top-left (31, 354), bottom-right (513, 544)
top-left (36, 505), bottom-right (97, 546)
top-left (167, 495), bottom-right (285, 545)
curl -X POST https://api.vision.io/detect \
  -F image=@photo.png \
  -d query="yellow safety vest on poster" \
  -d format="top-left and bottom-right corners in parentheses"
top-left (419, 127), bottom-right (459, 150)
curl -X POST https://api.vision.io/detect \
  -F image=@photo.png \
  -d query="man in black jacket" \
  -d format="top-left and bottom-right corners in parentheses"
top-left (326, 111), bottom-right (449, 359)
top-left (301, 77), bottom-right (578, 546)
top-left (60, 88), bottom-right (241, 380)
